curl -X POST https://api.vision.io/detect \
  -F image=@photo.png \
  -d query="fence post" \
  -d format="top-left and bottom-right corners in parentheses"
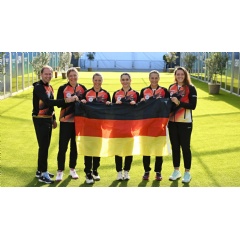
top-left (230, 52), bottom-right (234, 93)
top-left (22, 52), bottom-right (24, 90)
top-left (9, 52), bottom-right (12, 95)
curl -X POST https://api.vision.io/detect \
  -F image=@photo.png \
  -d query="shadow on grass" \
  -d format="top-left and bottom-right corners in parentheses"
top-left (26, 177), bottom-right (69, 187)
top-left (119, 180), bottom-right (129, 187)
top-left (26, 177), bottom-right (47, 187)
top-left (191, 148), bottom-right (221, 187)
top-left (138, 180), bottom-right (149, 187)
top-left (151, 180), bottom-right (161, 187)
top-left (169, 178), bottom-right (190, 187)
top-left (55, 176), bottom-right (72, 187)
top-left (108, 179), bottom-right (129, 187)
top-left (137, 179), bottom-right (163, 187)
top-left (192, 79), bottom-right (240, 109)
top-left (182, 182), bottom-right (190, 187)
top-left (109, 180), bottom-right (121, 187)
top-left (169, 178), bottom-right (180, 187)
top-left (79, 181), bottom-right (94, 187)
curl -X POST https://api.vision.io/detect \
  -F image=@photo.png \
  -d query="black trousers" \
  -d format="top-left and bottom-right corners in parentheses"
top-left (84, 156), bottom-right (100, 174)
top-left (57, 122), bottom-right (77, 171)
top-left (143, 156), bottom-right (163, 173)
top-left (115, 155), bottom-right (133, 172)
top-left (33, 117), bottom-right (52, 172)
top-left (168, 121), bottom-right (192, 170)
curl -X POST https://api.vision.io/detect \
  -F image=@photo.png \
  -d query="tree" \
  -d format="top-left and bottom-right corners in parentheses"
top-left (165, 52), bottom-right (178, 68)
top-left (182, 53), bottom-right (197, 73)
top-left (72, 52), bottom-right (84, 60)
top-left (0, 52), bottom-right (6, 75)
top-left (59, 52), bottom-right (72, 79)
top-left (59, 52), bottom-right (72, 72)
top-left (30, 52), bottom-right (51, 78)
top-left (205, 52), bottom-right (229, 83)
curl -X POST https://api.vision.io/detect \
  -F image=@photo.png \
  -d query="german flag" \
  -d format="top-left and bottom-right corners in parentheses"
top-left (75, 98), bottom-right (172, 157)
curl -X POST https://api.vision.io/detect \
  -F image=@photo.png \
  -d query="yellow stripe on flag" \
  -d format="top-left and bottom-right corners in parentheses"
top-left (76, 135), bottom-right (171, 157)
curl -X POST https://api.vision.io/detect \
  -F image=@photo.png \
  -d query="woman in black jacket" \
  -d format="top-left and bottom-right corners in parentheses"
top-left (168, 66), bottom-right (197, 183)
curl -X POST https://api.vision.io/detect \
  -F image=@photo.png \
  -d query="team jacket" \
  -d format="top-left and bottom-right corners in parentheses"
top-left (112, 88), bottom-right (140, 103)
top-left (140, 85), bottom-right (170, 100)
top-left (32, 80), bottom-right (64, 119)
top-left (83, 87), bottom-right (111, 103)
top-left (57, 83), bottom-right (87, 122)
top-left (168, 83), bottom-right (197, 123)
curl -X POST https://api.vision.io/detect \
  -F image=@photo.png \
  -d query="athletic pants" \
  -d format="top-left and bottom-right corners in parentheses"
top-left (84, 156), bottom-right (100, 174)
top-left (143, 156), bottom-right (163, 173)
top-left (115, 156), bottom-right (133, 172)
top-left (57, 122), bottom-right (77, 171)
top-left (168, 121), bottom-right (192, 170)
top-left (33, 117), bottom-right (52, 172)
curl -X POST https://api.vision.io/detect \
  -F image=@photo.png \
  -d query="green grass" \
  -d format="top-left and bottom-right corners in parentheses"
top-left (1, 71), bottom-right (240, 187)
top-left (11, 73), bottom-right (38, 93)
top-left (191, 72), bottom-right (240, 94)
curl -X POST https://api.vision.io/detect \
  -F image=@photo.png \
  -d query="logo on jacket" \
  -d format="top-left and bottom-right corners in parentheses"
top-left (66, 92), bottom-right (71, 98)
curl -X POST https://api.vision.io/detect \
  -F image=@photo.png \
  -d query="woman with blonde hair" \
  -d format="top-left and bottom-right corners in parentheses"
top-left (55, 67), bottom-right (87, 181)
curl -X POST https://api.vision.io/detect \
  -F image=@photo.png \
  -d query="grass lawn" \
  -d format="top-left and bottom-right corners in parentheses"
top-left (1, 71), bottom-right (240, 187)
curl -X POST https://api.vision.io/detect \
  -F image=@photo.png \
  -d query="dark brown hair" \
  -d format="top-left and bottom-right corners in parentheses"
top-left (120, 72), bottom-right (131, 79)
top-left (174, 66), bottom-right (192, 85)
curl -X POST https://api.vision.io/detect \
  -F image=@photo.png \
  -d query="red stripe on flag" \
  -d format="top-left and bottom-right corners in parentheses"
top-left (75, 116), bottom-right (168, 138)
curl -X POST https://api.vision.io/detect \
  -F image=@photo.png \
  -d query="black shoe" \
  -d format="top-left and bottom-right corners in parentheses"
top-left (47, 172), bottom-right (54, 178)
top-left (142, 172), bottom-right (150, 180)
top-left (35, 171), bottom-right (54, 178)
top-left (155, 172), bottom-right (162, 181)
top-left (35, 170), bottom-right (41, 178)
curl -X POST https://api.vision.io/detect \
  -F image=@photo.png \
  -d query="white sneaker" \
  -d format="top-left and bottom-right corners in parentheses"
top-left (86, 173), bottom-right (94, 184)
top-left (169, 170), bottom-right (181, 181)
top-left (117, 171), bottom-right (123, 181)
top-left (124, 171), bottom-right (130, 180)
top-left (92, 171), bottom-right (100, 181)
top-left (182, 172), bottom-right (191, 183)
top-left (56, 171), bottom-right (63, 181)
top-left (70, 169), bottom-right (79, 179)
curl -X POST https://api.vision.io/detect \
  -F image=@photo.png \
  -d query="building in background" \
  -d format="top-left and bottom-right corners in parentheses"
top-left (79, 52), bottom-right (167, 71)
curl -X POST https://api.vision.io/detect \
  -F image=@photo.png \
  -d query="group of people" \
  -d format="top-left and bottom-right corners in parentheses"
top-left (32, 65), bottom-right (197, 185)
